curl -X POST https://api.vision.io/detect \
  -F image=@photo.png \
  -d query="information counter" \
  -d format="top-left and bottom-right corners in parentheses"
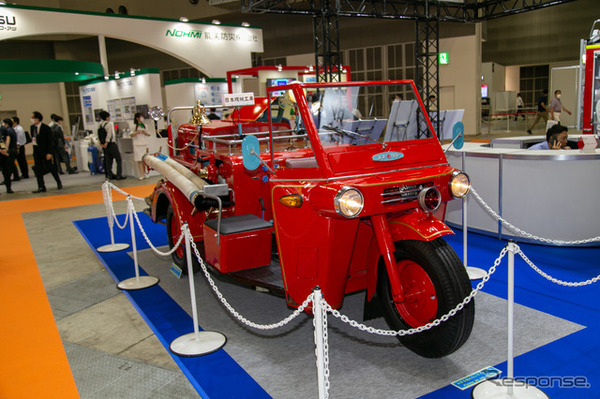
top-left (445, 136), bottom-right (600, 245)
top-left (73, 135), bottom-right (168, 178)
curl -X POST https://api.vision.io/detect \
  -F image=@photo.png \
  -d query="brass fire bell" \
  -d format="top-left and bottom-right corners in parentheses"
top-left (190, 100), bottom-right (211, 125)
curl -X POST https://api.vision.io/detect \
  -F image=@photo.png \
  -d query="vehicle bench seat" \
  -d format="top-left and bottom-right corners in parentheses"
top-left (284, 157), bottom-right (318, 168)
top-left (204, 214), bottom-right (272, 235)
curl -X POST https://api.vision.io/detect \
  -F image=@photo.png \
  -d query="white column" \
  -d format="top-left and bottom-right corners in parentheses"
top-left (98, 35), bottom-right (109, 76)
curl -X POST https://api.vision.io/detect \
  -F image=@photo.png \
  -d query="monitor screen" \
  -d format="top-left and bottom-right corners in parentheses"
top-left (481, 84), bottom-right (488, 98)
top-left (267, 78), bottom-right (293, 97)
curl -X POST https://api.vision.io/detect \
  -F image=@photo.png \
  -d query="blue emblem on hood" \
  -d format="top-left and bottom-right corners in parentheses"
top-left (372, 152), bottom-right (404, 162)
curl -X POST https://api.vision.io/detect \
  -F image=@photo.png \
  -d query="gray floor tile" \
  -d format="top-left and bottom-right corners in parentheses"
top-left (47, 270), bottom-right (119, 320)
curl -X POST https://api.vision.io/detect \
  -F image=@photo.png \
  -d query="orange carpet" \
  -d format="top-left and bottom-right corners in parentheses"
top-left (0, 185), bottom-right (153, 399)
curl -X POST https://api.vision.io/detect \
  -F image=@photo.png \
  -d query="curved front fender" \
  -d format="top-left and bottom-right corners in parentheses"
top-left (388, 209), bottom-right (454, 242)
top-left (365, 209), bottom-right (454, 302)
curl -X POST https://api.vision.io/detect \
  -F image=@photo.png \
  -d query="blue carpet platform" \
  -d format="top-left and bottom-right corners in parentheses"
top-left (75, 212), bottom-right (600, 398)
top-left (74, 215), bottom-right (270, 399)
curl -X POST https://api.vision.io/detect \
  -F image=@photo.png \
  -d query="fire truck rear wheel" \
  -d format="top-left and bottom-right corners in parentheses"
top-left (377, 238), bottom-right (474, 358)
top-left (166, 204), bottom-right (201, 274)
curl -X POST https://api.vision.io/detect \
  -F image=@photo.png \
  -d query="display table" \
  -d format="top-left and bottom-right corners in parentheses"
top-left (73, 136), bottom-right (168, 177)
top-left (445, 136), bottom-right (600, 245)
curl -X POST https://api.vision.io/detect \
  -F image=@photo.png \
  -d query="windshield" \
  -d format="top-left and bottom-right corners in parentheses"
top-left (268, 82), bottom-right (439, 151)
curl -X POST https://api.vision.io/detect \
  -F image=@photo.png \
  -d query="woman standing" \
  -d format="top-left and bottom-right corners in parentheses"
top-left (131, 112), bottom-right (151, 179)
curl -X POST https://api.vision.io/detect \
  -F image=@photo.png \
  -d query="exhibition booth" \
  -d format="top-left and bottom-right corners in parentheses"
top-left (445, 136), bottom-right (600, 244)
top-left (164, 78), bottom-right (230, 110)
top-left (74, 69), bottom-right (167, 177)
top-left (226, 65), bottom-right (351, 95)
top-left (0, 4), bottom-right (264, 178)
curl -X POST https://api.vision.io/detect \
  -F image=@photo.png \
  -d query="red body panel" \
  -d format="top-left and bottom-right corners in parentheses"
top-left (582, 45), bottom-right (600, 134)
top-left (203, 224), bottom-right (273, 273)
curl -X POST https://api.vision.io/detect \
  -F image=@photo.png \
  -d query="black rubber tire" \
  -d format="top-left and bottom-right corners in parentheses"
top-left (377, 238), bottom-right (474, 358)
top-left (166, 204), bottom-right (200, 274)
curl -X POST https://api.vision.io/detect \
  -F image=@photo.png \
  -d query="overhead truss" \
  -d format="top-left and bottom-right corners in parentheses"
top-left (313, 0), bottom-right (342, 82)
top-left (242, 0), bottom-right (575, 22)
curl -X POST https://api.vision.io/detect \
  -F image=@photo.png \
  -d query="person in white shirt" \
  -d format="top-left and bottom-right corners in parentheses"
top-left (514, 93), bottom-right (525, 121)
top-left (98, 111), bottom-right (125, 180)
top-left (131, 112), bottom-right (151, 179)
top-left (11, 116), bottom-right (29, 179)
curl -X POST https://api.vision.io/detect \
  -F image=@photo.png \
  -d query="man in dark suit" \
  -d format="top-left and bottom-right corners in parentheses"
top-left (31, 111), bottom-right (62, 193)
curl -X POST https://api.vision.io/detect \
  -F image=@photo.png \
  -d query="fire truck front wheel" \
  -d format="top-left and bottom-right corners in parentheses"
top-left (377, 238), bottom-right (474, 358)
top-left (166, 204), bottom-right (200, 274)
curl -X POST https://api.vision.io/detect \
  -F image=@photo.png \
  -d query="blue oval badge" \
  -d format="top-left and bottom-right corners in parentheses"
top-left (372, 152), bottom-right (404, 162)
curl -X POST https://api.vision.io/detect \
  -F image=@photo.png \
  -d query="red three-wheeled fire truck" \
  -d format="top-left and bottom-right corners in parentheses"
top-left (144, 80), bottom-right (474, 358)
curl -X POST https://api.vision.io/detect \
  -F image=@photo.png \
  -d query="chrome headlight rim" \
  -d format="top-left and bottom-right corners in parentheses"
top-left (449, 170), bottom-right (471, 198)
top-left (334, 186), bottom-right (364, 218)
top-left (417, 187), bottom-right (441, 212)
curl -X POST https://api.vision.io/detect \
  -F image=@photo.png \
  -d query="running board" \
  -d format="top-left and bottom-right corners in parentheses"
top-left (228, 260), bottom-right (285, 296)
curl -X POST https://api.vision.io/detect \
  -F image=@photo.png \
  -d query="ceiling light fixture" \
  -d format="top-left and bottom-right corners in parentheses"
top-left (179, 17), bottom-right (189, 22)
top-left (241, 22), bottom-right (250, 27)
top-left (212, 19), bottom-right (221, 25)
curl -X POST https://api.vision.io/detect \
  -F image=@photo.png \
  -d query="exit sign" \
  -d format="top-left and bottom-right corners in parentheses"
top-left (439, 52), bottom-right (449, 65)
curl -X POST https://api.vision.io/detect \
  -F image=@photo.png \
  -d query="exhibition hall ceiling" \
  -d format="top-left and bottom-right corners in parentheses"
top-left (3, 0), bottom-right (236, 21)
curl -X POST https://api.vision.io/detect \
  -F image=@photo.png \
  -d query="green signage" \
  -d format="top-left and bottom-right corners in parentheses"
top-left (439, 52), bottom-right (449, 65)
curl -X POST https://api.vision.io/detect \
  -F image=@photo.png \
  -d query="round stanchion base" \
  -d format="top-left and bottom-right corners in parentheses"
top-left (467, 266), bottom-right (488, 281)
top-left (472, 379), bottom-right (549, 399)
top-left (169, 331), bottom-right (227, 357)
top-left (97, 243), bottom-right (130, 253)
top-left (117, 276), bottom-right (160, 291)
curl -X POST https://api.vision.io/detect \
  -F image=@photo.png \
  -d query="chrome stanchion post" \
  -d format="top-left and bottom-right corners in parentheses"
top-left (97, 182), bottom-right (130, 252)
top-left (117, 197), bottom-right (159, 290)
top-left (507, 241), bottom-right (515, 395)
top-left (313, 287), bottom-right (327, 399)
top-left (462, 151), bottom-right (487, 280)
top-left (170, 223), bottom-right (226, 357)
top-left (472, 242), bottom-right (548, 399)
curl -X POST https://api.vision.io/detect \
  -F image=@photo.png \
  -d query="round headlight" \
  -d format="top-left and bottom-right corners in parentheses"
top-left (418, 187), bottom-right (441, 212)
top-left (334, 187), bottom-right (364, 218)
top-left (449, 171), bottom-right (471, 198)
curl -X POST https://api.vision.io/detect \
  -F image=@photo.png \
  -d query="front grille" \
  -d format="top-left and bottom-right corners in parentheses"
top-left (382, 182), bottom-right (434, 206)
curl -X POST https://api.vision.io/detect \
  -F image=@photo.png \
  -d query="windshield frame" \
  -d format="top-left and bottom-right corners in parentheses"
top-left (266, 80), bottom-right (439, 174)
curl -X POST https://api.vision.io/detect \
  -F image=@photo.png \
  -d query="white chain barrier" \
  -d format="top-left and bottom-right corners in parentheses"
top-left (101, 181), bottom-right (115, 231)
top-left (188, 230), bottom-right (313, 330)
top-left (326, 247), bottom-right (508, 337)
top-left (128, 199), bottom-right (186, 257)
top-left (470, 187), bottom-right (600, 245)
top-left (99, 183), bottom-right (600, 398)
top-left (513, 243), bottom-right (600, 287)
top-left (105, 181), bottom-right (146, 201)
